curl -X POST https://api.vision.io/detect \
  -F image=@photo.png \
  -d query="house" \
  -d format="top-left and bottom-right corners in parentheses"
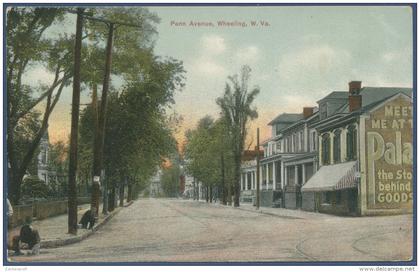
top-left (302, 81), bottom-right (413, 216)
top-left (240, 149), bottom-right (263, 204)
top-left (281, 108), bottom-right (319, 209)
top-left (240, 110), bottom-right (319, 208)
top-left (150, 169), bottom-right (163, 197)
top-left (37, 132), bottom-right (53, 184)
top-left (241, 80), bottom-right (413, 217)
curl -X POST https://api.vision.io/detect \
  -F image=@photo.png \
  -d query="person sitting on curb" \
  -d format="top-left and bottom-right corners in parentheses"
top-left (12, 224), bottom-right (41, 256)
top-left (79, 209), bottom-right (96, 229)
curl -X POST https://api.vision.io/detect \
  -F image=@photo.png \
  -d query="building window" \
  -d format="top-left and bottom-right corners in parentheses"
top-left (320, 103), bottom-right (327, 119)
top-left (323, 191), bottom-right (342, 205)
top-left (247, 172), bottom-right (252, 190)
top-left (276, 141), bottom-right (281, 153)
top-left (293, 133), bottom-right (298, 152)
top-left (291, 134), bottom-right (295, 152)
top-left (299, 131), bottom-right (304, 152)
top-left (333, 129), bottom-right (341, 163)
top-left (336, 190), bottom-right (342, 205)
top-left (321, 133), bottom-right (330, 165)
top-left (346, 125), bottom-right (357, 160)
top-left (287, 166), bottom-right (295, 186)
top-left (310, 131), bottom-right (317, 152)
top-left (276, 124), bottom-right (282, 135)
top-left (262, 165), bottom-right (267, 185)
top-left (268, 163), bottom-right (273, 184)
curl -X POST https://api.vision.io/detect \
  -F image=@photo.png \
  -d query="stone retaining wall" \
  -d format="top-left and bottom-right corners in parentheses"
top-left (10, 196), bottom-right (93, 227)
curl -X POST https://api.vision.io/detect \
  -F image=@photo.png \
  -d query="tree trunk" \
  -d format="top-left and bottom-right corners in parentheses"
top-left (221, 153), bottom-right (226, 205)
top-left (119, 180), bottom-right (125, 207)
top-left (227, 184), bottom-right (232, 206)
top-left (108, 185), bottom-right (115, 212)
top-left (209, 186), bottom-right (213, 203)
top-left (127, 183), bottom-right (133, 202)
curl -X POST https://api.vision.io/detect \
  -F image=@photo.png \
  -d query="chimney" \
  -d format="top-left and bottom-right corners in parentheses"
top-left (303, 107), bottom-right (315, 118)
top-left (348, 80), bottom-right (362, 95)
top-left (348, 81), bottom-right (362, 112)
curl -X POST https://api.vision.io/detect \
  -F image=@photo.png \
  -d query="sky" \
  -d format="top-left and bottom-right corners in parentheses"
top-left (22, 5), bottom-right (413, 147)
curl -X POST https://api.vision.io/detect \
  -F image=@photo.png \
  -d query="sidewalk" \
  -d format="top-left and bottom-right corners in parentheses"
top-left (198, 200), bottom-right (336, 220)
top-left (8, 202), bottom-right (129, 250)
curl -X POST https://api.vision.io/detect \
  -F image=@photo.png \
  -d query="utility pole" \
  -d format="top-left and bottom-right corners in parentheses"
top-left (78, 16), bottom-right (141, 216)
top-left (68, 8), bottom-right (84, 235)
top-left (256, 128), bottom-right (260, 210)
top-left (92, 23), bottom-right (114, 217)
top-left (65, 10), bottom-right (143, 217)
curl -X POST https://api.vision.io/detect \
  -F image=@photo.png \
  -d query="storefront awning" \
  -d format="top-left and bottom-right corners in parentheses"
top-left (301, 161), bottom-right (358, 192)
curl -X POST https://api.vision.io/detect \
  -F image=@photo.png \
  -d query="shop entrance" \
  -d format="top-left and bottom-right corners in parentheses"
top-left (347, 188), bottom-right (358, 214)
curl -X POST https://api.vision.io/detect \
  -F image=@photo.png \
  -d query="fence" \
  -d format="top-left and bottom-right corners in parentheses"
top-left (9, 197), bottom-right (92, 227)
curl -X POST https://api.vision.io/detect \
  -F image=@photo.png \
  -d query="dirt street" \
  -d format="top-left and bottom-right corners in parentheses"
top-left (9, 198), bottom-right (413, 263)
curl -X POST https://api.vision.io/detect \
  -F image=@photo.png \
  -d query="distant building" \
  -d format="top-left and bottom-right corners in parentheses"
top-left (239, 150), bottom-right (263, 204)
top-left (244, 111), bottom-right (319, 208)
top-left (150, 169), bottom-right (163, 197)
top-left (37, 132), bottom-right (51, 184)
top-left (183, 174), bottom-right (195, 198)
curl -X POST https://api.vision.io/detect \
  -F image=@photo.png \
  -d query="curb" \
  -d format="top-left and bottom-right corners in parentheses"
top-left (40, 205), bottom-right (125, 249)
top-left (212, 201), bottom-right (303, 220)
top-left (236, 207), bottom-right (303, 219)
top-left (124, 201), bottom-right (134, 207)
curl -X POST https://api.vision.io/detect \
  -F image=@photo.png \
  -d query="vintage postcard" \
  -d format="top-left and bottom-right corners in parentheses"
top-left (3, 2), bottom-right (415, 269)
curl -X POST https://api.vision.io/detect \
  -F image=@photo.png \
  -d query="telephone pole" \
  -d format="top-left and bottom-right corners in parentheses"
top-left (68, 8), bottom-right (84, 234)
top-left (256, 128), bottom-right (260, 210)
top-left (66, 10), bottom-right (143, 216)
top-left (92, 22), bottom-right (114, 217)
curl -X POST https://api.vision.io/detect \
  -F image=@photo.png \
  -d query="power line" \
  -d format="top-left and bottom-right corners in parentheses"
top-left (66, 9), bottom-right (143, 29)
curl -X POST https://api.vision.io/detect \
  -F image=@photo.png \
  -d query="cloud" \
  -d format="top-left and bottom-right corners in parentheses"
top-left (382, 47), bottom-right (411, 64)
top-left (235, 45), bottom-right (260, 64)
top-left (275, 44), bottom-right (354, 97)
top-left (187, 57), bottom-right (227, 77)
top-left (200, 34), bottom-right (227, 55)
top-left (279, 45), bottom-right (351, 81)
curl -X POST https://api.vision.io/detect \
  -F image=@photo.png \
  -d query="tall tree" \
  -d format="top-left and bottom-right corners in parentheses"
top-left (216, 66), bottom-right (260, 207)
top-left (79, 54), bottom-right (184, 210)
top-left (6, 7), bottom-right (73, 204)
top-left (184, 116), bottom-right (231, 203)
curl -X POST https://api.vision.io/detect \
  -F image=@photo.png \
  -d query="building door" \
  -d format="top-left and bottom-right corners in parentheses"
top-left (297, 165), bottom-right (303, 208)
top-left (348, 188), bottom-right (358, 214)
top-left (275, 161), bottom-right (282, 189)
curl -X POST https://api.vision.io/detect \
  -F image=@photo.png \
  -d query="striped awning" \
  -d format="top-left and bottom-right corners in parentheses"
top-left (334, 162), bottom-right (358, 190)
top-left (302, 161), bottom-right (358, 192)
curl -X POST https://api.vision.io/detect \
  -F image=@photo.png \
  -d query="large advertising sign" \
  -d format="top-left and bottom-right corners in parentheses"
top-left (365, 95), bottom-right (413, 210)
